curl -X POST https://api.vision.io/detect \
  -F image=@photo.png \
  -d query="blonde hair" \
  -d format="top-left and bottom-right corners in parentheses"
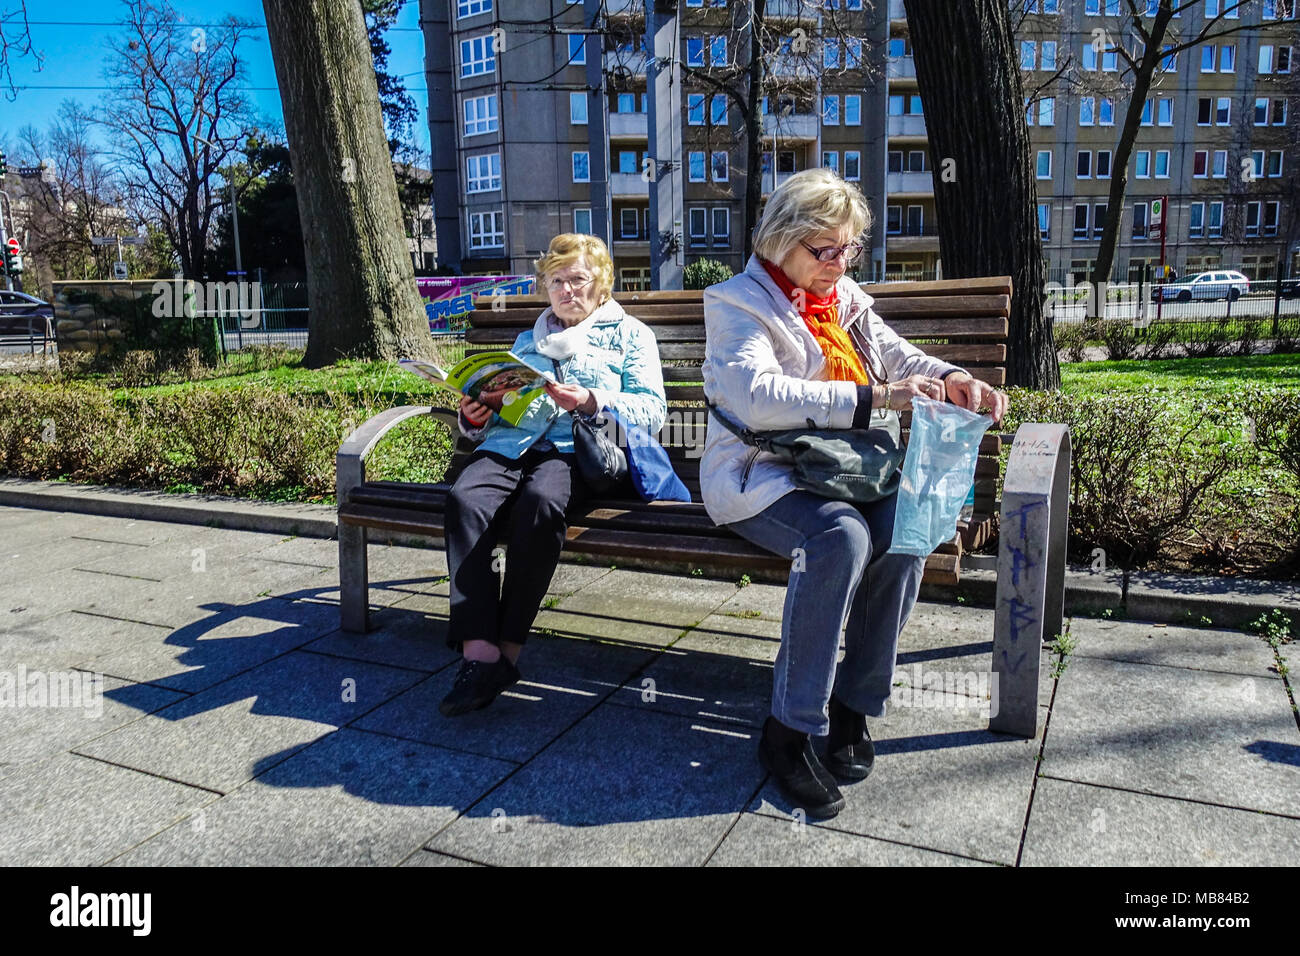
top-left (534, 233), bottom-right (615, 302)
top-left (751, 168), bottom-right (873, 263)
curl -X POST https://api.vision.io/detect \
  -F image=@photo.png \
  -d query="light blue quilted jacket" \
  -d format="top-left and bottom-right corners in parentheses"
top-left (461, 299), bottom-right (668, 459)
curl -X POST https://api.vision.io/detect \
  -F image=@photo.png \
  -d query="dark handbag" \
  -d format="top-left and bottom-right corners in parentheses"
top-left (706, 399), bottom-right (904, 503)
top-left (552, 359), bottom-right (629, 493)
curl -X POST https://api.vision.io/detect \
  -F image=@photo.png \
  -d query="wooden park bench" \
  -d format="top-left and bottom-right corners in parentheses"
top-left (337, 276), bottom-right (1012, 636)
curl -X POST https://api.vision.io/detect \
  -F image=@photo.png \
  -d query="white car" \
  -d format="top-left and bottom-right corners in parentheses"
top-left (1155, 270), bottom-right (1251, 302)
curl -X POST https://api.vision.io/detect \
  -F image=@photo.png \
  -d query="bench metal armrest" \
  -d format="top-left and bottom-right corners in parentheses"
top-left (336, 405), bottom-right (456, 502)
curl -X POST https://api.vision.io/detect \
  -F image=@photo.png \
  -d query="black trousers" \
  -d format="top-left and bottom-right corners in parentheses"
top-left (443, 443), bottom-right (589, 650)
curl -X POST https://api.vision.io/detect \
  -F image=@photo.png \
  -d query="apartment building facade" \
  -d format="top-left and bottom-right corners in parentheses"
top-left (423, 0), bottom-right (1297, 288)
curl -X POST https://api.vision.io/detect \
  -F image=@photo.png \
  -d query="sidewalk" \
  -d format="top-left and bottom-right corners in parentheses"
top-left (1, 503), bottom-right (1297, 866)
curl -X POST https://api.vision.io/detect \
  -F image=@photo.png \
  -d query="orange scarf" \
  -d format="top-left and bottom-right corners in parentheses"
top-left (760, 259), bottom-right (871, 385)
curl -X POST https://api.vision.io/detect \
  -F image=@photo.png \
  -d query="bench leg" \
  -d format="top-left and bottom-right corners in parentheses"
top-left (339, 522), bottom-right (370, 633)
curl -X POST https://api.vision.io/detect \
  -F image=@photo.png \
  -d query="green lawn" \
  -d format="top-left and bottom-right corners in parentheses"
top-left (1060, 353), bottom-right (1300, 398)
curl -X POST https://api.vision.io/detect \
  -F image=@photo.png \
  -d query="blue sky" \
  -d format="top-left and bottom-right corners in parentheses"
top-left (1, 0), bottom-right (430, 156)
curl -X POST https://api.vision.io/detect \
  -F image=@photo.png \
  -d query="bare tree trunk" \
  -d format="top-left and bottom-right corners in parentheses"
top-left (263, 0), bottom-right (434, 367)
top-left (903, 0), bottom-right (1058, 390)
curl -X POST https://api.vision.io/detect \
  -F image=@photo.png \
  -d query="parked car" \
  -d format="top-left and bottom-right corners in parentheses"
top-left (0, 290), bottom-right (55, 335)
top-left (1152, 270), bottom-right (1251, 302)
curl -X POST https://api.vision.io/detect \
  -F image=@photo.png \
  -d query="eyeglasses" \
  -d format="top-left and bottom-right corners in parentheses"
top-left (800, 239), bottom-right (864, 263)
top-left (547, 275), bottom-right (595, 292)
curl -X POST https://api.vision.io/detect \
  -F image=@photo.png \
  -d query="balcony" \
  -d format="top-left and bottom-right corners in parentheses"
top-left (887, 229), bottom-right (940, 252)
top-left (889, 0), bottom-right (907, 22)
top-left (887, 56), bottom-right (916, 80)
top-left (887, 114), bottom-right (927, 138)
top-left (766, 0), bottom-right (810, 19)
top-left (605, 0), bottom-right (644, 17)
top-left (761, 111), bottom-right (819, 141)
top-left (886, 170), bottom-right (933, 194)
top-left (605, 50), bottom-right (648, 77)
top-left (609, 111), bottom-right (648, 139)
top-left (610, 172), bottom-right (650, 198)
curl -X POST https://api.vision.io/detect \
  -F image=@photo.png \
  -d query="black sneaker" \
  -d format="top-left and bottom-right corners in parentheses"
top-left (439, 656), bottom-right (521, 717)
top-left (824, 695), bottom-right (875, 780)
top-left (758, 716), bottom-right (845, 819)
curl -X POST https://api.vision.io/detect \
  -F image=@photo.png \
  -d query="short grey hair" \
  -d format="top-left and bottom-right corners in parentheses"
top-left (751, 167), bottom-right (873, 263)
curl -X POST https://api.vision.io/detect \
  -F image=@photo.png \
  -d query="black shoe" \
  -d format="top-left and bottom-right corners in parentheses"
top-left (758, 716), bottom-right (845, 819)
top-left (824, 696), bottom-right (875, 780)
top-left (439, 656), bottom-right (521, 717)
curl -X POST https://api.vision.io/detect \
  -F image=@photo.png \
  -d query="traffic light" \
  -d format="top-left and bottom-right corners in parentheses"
top-left (0, 149), bottom-right (7, 180)
top-left (4, 237), bottom-right (21, 276)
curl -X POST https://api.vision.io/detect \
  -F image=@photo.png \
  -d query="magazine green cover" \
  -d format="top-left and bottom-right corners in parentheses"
top-left (398, 352), bottom-right (556, 428)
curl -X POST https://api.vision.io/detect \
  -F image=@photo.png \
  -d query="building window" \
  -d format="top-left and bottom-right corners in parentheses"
top-left (712, 208), bottom-right (729, 245)
top-left (457, 0), bottom-right (491, 18)
top-left (1255, 97), bottom-right (1270, 124)
top-left (617, 92), bottom-right (634, 113)
top-left (1042, 41), bottom-right (1057, 70)
top-left (460, 35), bottom-right (495, 77)
top-left (711, 94), bottom-right (727, 125)
top-left (1268, 150), bottom-right (1284, 176)
top-left (1154, 150), bottom-right (1170, 177)
top-left (906, 205), bottom-right (923, 234)
top-left (620, 208), bottom-right (640, 238)
top-left (1096, 150), bottom-right (1112, 178)
top-left (1157, 97), bottom-right (1173, 125)
top-left (1265, 201), bottom-right (1280, 237)
top-left (1216, 97), bottom-right (1231, 124)
top-left (1188, 202), bottom-right (1204, 238)
top-left (1132, 202), bottom-right (1148, 238)
top-left (1193, 150), bottom-right (1208, 177)
top-left (1250, 149), bottom-right (1265, 178)
top-left (1079, 96), bottom-right (1095, 125)
top-left (686, 37), bottom-right (704, 67)
top-left (1036, 149), bottom-right (1053, 179)
top-left (1076, 150), bottom-right (1092, 178)
top-left (570, 92), bottom-right (588, 125)
top-left (888, 150), bottom-right (903, 173)
top-left (823, 95), bottom-right (840, 125)
top-left (1219, 43), bottom-right (1235, 71)
top-left (688, 151), bottom-right (706, 182)
top-left (1211, 149), bottom-right (1227, 178)
top-left (468, 210), bottom-right (504, 249)
top-left (886, 205), bottom-right (902, 234)
top-left (1208, 201), bottom-right (1223, 238)
top-left (466, 153), bottom-right (501, 192)
top-left (1039, 97), bottom-right (1055, 126)
top-left (1272, 99), bottom-right (1288, 125)
top-left (1021, 41), bottom-right (1036, 70)
top-left (1073, 203), bottom-right (1089, 239)
top-left (844, 150), bottom-right (861, 181)
top-left (572, 151), bottom-right (590, 183)
top-left (907, 150), bottom-right (926, 171)
top-left (1140, 98), bottom-right (1153, 125)
top-left (1135, 150), bottom-right (1151, 178)
top-left (822, 150), bottom-right (839, 173)
top-left (1099, 98), bottom-right (1114, 125)
top-left (711, 150), bottom-right (729, 181)
top-left (620, 268), bottom-right (651, 292)
top-left (688, 94), bottom-right (705, 125)
top-left (1092, 203), bottom-right (1107, 239)
top-left (845, 95), bottom-right (861, 125)
top-left (846, 38), bottom-right (863, 69)
top-left (573, 208), bottom-right (592, 234)
top-left (825, 38), bottom-right (840, 69)
top-left (688, 208), bottom-right (707, 246)
top-left (463, 94), bottom-right (498, 135)
top-left (1038, 203), bottom-right (1050, 240)
top-left (569, 34), bottom-right (585, 65)
top-left (1082, 43), bottom-right (1097, 71)
top-left (711, 35), bottom-right (727, 65)
top-left (1246, 201), bottom-right (1261, 237)
top-left (616, 150), bottom-right (636, 174)
top-left (1201, 45), bottom-right (1216, 72)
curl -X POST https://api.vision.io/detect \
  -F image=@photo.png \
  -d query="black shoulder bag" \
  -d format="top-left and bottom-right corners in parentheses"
top-left (551, 359), bottom-right (629, 493)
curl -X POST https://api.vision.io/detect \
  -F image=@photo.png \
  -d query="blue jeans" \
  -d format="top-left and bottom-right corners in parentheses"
top-left (725, 490), bottom-right (926, 735)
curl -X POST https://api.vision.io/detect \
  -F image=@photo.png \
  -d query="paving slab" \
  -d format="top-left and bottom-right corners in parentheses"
top-left (427, 704), bottom-right (766, 866)
top-left (302, 601), bottom-right (457, 673)
top-left (606, 640), bottom-right (775, 730)
top-left (400, 849), bottom-right (485, 867)
top-left (0, 673), bottom-right (186, 765)
top-left (1044, 655), bottom-right (1300, 816)
top-left (0, 752), bottom-right (214, 866)
top-left (355, 632), bottom-right (656, 764)
top-left (707, 811), bottom-right (994, 866)
top-left (685, 613), bottom-right (783, 661)
top-left (549, 568), bottom-right (741, 629)
top-left (750, 699), bottom-right (1041, 865)
top-left (712, 582), bottom-right (788, 622)
top-left (2, 534), bottom-right (150, 587)
top-left (85, 597), bottom-right (343, 694)
top-left (75, 651), bottom-right (427, 793)
top-left (0, 609), bottom-right (172, 672)
top-left (1068, 618), bottom-right (1281, 678)
top-left (529, 602), bottom-right (688, 648)
top-left (109, 728), bottom-right (515, 866)
top-left (1022, 776), bottom-right (1300, 866)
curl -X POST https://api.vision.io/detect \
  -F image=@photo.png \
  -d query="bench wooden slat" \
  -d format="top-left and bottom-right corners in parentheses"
top-left (869, 294), bottom-right (1011, 318)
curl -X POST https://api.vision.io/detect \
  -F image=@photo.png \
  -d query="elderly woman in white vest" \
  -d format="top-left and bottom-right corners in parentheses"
top-left (701, 169), bottom-right (1007, 818)
top-left (441, 233), bottom-right (667, 718)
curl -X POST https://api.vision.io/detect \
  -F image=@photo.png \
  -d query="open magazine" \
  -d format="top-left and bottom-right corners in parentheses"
top-left (398, 352), bottom-right (555, 428)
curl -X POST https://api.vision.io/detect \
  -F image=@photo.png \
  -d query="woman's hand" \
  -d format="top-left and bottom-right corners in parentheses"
top-left (545, 381), bottom-right (598, 415)
top-left (943, 372), bottom-right (1008, 424)
top-left (879, 374), bottom-right (947, 410)
top-left (459, 395), bottom-right (493, 427)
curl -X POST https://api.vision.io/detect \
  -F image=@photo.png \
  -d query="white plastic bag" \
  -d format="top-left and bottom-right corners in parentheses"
top-left (887, 396), bottom-right (993, 557)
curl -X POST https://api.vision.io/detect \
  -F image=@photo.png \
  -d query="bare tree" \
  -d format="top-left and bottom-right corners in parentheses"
top-left (99, 0), bottom-right (254, 279)
top-left (905, 0), bottom-right (1058, 388)
top-left (0, 0), bottom-right (40, 98)
top-left (263, 0), bottom-right (435, 366)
